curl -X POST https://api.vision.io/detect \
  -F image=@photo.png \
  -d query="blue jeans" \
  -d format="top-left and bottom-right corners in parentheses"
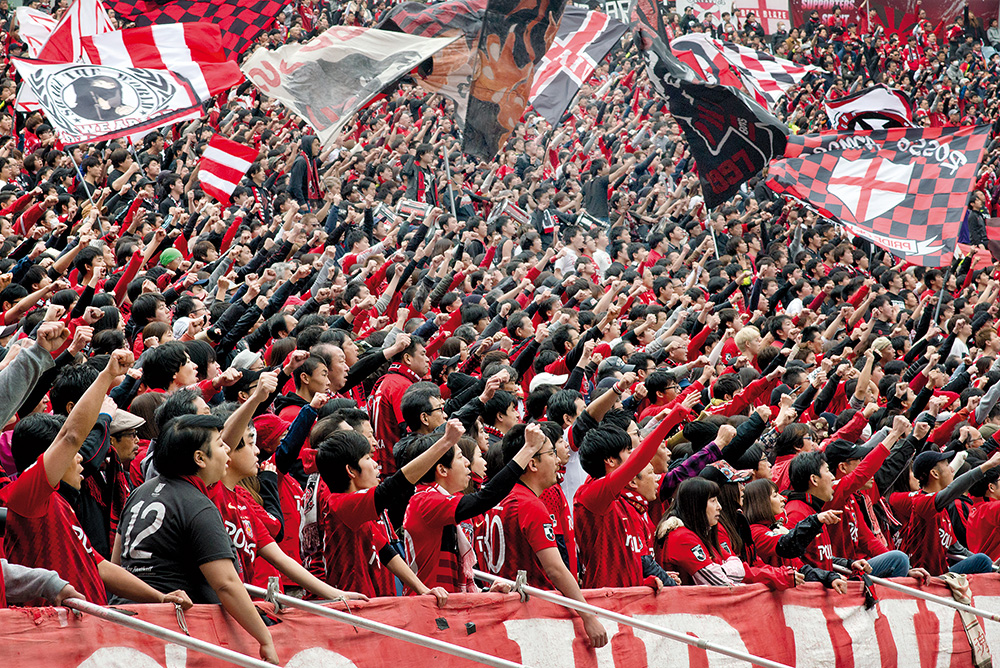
top-left (867, 550), bottom-right (910, 578)
top-left (949, 553), bottom-right (994, 575)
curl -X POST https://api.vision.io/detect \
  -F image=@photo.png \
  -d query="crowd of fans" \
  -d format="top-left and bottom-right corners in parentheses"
top-left (0, 0), bottom-right (999, 662)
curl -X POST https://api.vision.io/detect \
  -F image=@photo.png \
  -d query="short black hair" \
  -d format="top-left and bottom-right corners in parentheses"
top-left (154, 387), bottom-right (203, 432)
top-left (788, 451), bottom-right (827, 493)
top-left (547, 389), bottom-right (582, 427)
top-left (316, 429), bottom-right (372, 493)
top-left (143, 341), bottom-right (190, 390)
top-left (50, 364), bottom-right (100, 415)
top-left (11, 413), bottom-right (65, 474)
top-left (155, 414), bottom-right (226, 478)
top-left (579, 425), bottom-right (631, 479)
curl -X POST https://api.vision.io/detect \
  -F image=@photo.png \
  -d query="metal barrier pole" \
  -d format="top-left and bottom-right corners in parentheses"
top-left (63, 599), bottom-right (275, 667)
top-left (472, 570), bottom-right (795, 668)
top-left (245, 584), bottom-right (532, 668)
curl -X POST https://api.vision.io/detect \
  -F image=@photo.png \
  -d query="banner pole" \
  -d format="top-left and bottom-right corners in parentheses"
top-left (931, 266), bottom-right (953, 325)
top-left (472, 570), bottom-right (795, 668)
top-left (244, 585), bottom-right (530, 668)
top-left (62, 599), bottom-right (276, 668)
top-left (831, 566), bottom-right (1000, 622)
top-left (67, 149), bottom-right (103, 234)
top-left (442, 145), bottom-right (459, 221)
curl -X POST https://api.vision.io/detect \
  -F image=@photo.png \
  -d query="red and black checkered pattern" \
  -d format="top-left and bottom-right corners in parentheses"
top-left (103, 0), bottom-right (280, 56)
top-left (767, 125), bottom-right (992, 268)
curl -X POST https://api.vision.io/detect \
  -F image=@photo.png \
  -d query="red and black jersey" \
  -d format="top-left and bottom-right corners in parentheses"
top-left (402, 483), bottom-right (469, 593)
top-left (319, 485), bottom-right (397, 597)
top-left (898, 490), bottom-right (956, 575)
top-left (1, 456), bottom-right (107, 605)
top-left (474, 483), bottom-right (557, 589)
top-left (208, 483), bottom-right (277, 585)
top-left (539, 483), bottom-right (576, 577)
top-left (966, 500), bottom-right (1000, 560)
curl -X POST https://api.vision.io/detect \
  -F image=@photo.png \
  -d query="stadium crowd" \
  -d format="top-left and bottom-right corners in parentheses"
top-left (0, 0), bottom-right (999, 662)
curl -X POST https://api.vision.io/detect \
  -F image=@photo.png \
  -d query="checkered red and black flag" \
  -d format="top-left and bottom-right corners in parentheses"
top-left (767, 125), bottom-right (992, 268)
top-left (103, 0), bottom-right (280, 56)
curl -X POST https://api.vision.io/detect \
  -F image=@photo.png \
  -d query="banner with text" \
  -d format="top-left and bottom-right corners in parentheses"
top-left (8, 577), bottom-right (1000, 667)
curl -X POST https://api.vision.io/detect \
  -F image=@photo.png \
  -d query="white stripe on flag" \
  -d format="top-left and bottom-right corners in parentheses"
top-left (151, 25), bottom-right (211, 100)
top-left (198, 170), bottom-right (239, 196)
top-left (94, 29), bottom-right (133, 67)
top-left (202, 145), bottom-right (254, 172)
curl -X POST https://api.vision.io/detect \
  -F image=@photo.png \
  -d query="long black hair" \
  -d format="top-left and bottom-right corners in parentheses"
top-left (671, 477), bottom-right (723, 559)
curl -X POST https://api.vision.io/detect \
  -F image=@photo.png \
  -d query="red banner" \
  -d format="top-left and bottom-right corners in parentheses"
top-left (787, 0), bottom-right (997, 38)
top-left (7, 577), bottom-right (1000, 667)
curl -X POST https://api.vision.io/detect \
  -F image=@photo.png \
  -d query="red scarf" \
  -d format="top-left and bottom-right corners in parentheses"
top-left (180, 474), bottom-right (210, 496)
top-left (387, 362), bottom-right (423, 383)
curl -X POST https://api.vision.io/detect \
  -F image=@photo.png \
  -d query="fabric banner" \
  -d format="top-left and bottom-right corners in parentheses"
top-left (14, 7), bottom-right (59, 58)
top-left (198, 135), bottom-right (259, 204)
top-left (676, 0), bottom-right (790, 35)
top-left (767, 125), bottom-right (992, 268)
top-left (824, 84), bottom-right (914, 131)
top-left (529, 7), bottom-right (628, 126)
top-left (241, 26), bottom-right (457, 149)
top-left (10, 59), bottom-right (202, 145)
top-left (663, 77), bottom-right (788, 209)
top-left (788, 0), bottom-right (998, 38)
top-left (379, 0), bottom-right (488, 132)
top-left (463, 0), bottom-right (568, 159)
top-left (671, 33), bottom-right (819, 110)
top-left (82, 23), bottom-right (243, 102)
top-left (8, 576), bottom-right (1000, 666)
top-left (102, 0), bottom-right (284, 56)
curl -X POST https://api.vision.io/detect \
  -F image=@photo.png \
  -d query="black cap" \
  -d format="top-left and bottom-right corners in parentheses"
top-left (825, 439), bottom-right (873, 470)
top-left (913, 451), bottom-right (950, 485)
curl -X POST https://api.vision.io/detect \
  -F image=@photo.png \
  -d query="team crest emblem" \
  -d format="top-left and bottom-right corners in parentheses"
top-left (543, 524), bottom-right (555, 542)
top-left (691, 544), bottom-right (706, 561)
top-left (828, 157), bottom-right (913, 223)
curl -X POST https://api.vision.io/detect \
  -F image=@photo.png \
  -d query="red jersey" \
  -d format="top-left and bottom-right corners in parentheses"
top-left (539, 483), bottom-right (576, 576)
top-left (208, 483), bottom-right (277, 584)
top-left (474, 482), bottom-right (556, 589)
top-left (827, 490), bottom-right (889, 562)
top-left (1, 455), bottom-right (107, 605)
top-left (966, 500), bottom-right (1000, 560)
top-left (369, 365), bottom-right (421, 476)
top-left (402, 483), bottom-right (469, 592)
top-left (574, 405), bottom-right (689, 588)
top-left (749, 523), bottom-right (804, 569)
top-left (660, 525), bottom-right (734, 584)
top-left (319, 485), bottom-right (396, 597)
top-left (898, 490), bottom-right (956, 575)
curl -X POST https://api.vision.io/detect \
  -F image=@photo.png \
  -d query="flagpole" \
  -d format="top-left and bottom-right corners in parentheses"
top-left (67, 149), bottom-right (103, 234)
top-left (442, 144), bottom-right (458, 221)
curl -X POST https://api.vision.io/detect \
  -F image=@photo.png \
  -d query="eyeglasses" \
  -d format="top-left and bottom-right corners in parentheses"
top-left (114, 430), bottom-right (139, 439)
top-left (533, 448), bottom-right (558, 459)
top-left (424, 407), bottom-right (445, 415)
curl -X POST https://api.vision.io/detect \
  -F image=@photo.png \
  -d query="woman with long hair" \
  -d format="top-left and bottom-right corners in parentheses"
top-left (656, 478), bottom-right (800, 589)
top-left (743, 478), bottom-right (848, 592)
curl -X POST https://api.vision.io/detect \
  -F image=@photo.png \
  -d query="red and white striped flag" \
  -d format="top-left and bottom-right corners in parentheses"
top-left (82, 23), bottom-right (243, 101)
top-left (14, 7), bottom-right (59, 57)
top-left (198, 136), bottom-right (258, 205)
top-left (36, 0), bottom-right (114, 62)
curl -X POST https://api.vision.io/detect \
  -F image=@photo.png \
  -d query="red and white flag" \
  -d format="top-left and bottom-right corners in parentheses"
top-left (82, 23), bottom-right (243, 100)
top-left (36, 0), bottom-right (114, 62)
top-left (14, 7), bottom-right (59, 58)
top-left (198, 136), bottom-right (258, 205)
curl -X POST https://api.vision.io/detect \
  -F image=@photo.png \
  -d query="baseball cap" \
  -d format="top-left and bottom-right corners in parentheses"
top-left (871, 336), bottom-right (893, 353)
top-left (598, 356), bottom-right (635, 375)
top-left (699, 461), bottom-right (753, 485)
top-left (109, 410), bottom-right (145, 436)
top-left (824, 439), bottom-right (873, 470)
top-left (230, 349), bottom-right (262, 370)
top-left (913, 450), bottom-right (950, 485)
